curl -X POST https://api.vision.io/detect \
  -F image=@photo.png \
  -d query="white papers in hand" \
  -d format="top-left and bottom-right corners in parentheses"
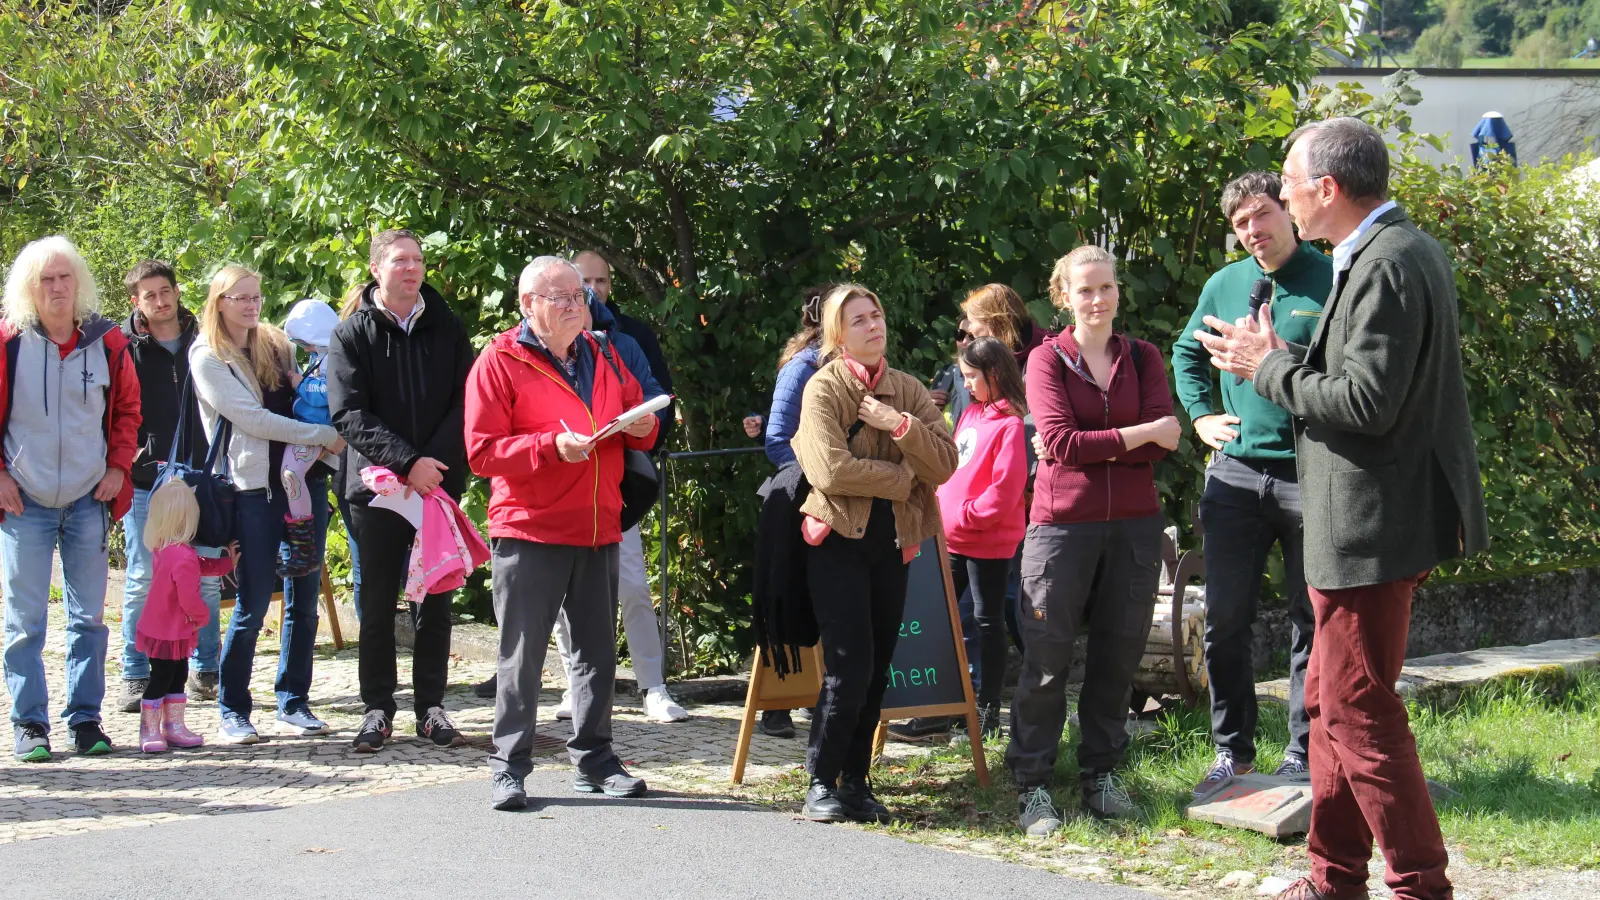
top-left (590, 394), bottom-right (672, 443)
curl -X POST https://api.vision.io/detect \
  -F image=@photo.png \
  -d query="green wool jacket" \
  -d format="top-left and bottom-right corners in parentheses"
top-left (1255, 207), bottom-right (1489, 591)
top-left (1172, 241), bottom-right (1333, 461)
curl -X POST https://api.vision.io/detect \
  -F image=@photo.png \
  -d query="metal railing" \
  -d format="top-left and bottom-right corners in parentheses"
top-left (653, 446), bottom-right (768, 673)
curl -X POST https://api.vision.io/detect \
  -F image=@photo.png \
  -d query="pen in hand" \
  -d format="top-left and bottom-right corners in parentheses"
top-left (559, 418), bottom-right (591, 461)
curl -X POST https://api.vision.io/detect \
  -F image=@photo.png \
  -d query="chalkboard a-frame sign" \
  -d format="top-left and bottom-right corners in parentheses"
top-left (731, 531), bottom-right (990, 787)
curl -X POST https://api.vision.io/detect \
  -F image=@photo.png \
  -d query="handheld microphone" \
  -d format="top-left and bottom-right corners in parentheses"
top-left (1235, 277), bottom-right (1275, 386)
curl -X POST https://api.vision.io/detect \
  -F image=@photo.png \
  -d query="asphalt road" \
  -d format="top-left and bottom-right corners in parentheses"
top-left (1, 770), bottom-right (1157, 900)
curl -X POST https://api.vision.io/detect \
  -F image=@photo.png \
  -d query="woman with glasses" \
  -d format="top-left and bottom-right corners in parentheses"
top-left (190, 265), bottom-right (345, 745)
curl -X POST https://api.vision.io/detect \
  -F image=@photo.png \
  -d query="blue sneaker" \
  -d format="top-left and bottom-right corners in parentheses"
top-left (276, 706), bottom-right (330, 736)
top-left (217, 713), bottom-right (260, 745)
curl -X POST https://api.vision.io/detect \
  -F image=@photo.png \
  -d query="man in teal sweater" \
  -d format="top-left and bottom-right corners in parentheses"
top-left (1171, 172), bottom-right (1333, 798)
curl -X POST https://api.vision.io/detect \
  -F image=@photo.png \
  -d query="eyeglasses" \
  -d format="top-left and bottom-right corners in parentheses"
top-left (955, 329), bottom-right (973, 342)
top-left (221, 294), bottom-right (264, 306)
top-left (1279, 172), bottom-right (1327, 190)
top-left (527, 292), bottom-right (586, 309)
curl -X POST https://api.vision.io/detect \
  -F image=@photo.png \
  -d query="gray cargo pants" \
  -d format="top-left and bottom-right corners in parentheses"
top-left (1005, 515), bottom-right (1162, 788)
top-left (488, 537), bottom-right (620, 780)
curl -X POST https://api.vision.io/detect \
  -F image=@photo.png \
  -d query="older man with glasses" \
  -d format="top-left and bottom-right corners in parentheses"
top-left (466, 256), bottom-right (659, 812)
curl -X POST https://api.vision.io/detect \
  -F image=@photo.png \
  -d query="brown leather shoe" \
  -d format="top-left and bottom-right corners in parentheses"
top-left (1273, 876), bottom-right (1370, 900)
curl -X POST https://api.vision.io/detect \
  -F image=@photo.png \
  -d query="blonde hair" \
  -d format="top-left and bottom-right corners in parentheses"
top-left (3, 235), bottom-right (100, 330)
top-left (338, 283), bottom-right (366, 320)
top-left (818, 283), bottom-right (885, 361)
top-left (200, 264), bottom-right (293, 391)
top-left (144, 480), bottom-right (200, 550)
top-left (961, 284), bottom-right (1028, 352)
top-left (1048, 246), bottom-right (1118, 309)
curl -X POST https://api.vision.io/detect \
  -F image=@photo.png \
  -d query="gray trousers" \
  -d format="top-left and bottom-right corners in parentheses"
top-left (1006, 516), bottom-right (1162, 788)
top-left (489, 537), bottom-right (620, 780)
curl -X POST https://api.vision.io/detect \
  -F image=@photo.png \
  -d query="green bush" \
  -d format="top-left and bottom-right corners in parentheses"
top-left (1414, 23), bottom-right (1468, 67)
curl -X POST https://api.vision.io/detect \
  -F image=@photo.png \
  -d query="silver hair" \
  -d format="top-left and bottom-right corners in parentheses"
top-left (3, 235), bottom-right (100, 330)
top-left (517, 255), bottom-right (582, 301)
top-left (1289, 117), bottom-right (1390, 202)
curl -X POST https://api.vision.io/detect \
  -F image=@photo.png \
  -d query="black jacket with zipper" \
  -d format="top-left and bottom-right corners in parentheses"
top-left (325, 282), bottom-right (474, 504)
top-left (121, 307), bottom-right (206, 490)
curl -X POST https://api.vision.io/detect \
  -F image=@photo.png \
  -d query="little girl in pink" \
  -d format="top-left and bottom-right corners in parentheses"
top-left (135, 480), bottom-right (238, 752)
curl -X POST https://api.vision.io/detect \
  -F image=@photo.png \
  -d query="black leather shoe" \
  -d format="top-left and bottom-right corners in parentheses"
top-left (758, 709), bottom-right (796, 738)
top-left (802, 779), bottom-right (850, 823)
top-left (885, 716), bottom-right (953, 743)
top-left (836, 775), bottom-right (892, 824)
top-left (473, 675), bottom-right (497, 699)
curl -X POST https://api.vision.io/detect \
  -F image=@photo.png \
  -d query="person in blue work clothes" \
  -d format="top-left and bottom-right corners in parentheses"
top-left (1171, 171), bottom-right (1333, 798)
top-left (742, 283), bottom-right (835, 738)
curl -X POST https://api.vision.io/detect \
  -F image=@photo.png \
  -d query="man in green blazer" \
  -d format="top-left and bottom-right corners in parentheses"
top-left (1197, 117), bottom-right (1488, 900)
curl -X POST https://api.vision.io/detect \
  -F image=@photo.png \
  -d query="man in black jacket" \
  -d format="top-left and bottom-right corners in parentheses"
top-left (326, 229), bottom-right (475, 753)
top-left (116, 260), bottom-right (222, 710)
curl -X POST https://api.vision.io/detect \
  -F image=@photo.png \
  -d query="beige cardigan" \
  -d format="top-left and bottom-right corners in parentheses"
top-left (792, 358), bottom-right (958, 550)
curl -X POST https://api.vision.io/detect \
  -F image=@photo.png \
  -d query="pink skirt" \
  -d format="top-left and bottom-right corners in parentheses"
top-left (135, 634), bottom-right (198, 661)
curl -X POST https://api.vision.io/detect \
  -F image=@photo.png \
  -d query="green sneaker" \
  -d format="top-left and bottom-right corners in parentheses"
top-left (71, 721), bottom-right (113, 756)
top-left (13, 723), bottom-right (50, 762)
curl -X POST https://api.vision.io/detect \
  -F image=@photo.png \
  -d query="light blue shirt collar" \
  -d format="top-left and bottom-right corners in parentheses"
top-left (1331, 200), bottom-right (1398, 276)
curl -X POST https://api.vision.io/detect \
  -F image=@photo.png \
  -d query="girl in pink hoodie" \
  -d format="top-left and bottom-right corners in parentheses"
top-left (936, 337), bottom-right (1029, 738)
top-left (135, 480), bottom-right (237, 752)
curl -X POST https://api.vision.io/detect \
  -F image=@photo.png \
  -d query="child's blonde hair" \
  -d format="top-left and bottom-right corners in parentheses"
top-left (144, 480), bottom-right (200, 550)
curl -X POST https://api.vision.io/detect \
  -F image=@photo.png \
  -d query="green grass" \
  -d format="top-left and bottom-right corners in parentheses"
top-left (745, 668), bottom-right (1600, 885)
top-left (1389, 53), bottom-right (1600, 69)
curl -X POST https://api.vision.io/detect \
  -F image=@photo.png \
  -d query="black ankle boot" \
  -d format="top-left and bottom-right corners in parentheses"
top-left (802, 778), bottom-right (850, 823)
top-left (836, 774), bottom-right (891, 824)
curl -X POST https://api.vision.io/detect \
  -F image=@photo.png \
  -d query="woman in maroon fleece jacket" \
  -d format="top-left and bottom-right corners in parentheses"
top-left (1007, 245), bottom-right (1181, 835)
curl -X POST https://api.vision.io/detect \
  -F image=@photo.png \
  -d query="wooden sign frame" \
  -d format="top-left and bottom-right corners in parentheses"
top-left (731, 531), bottom-right (989, 787)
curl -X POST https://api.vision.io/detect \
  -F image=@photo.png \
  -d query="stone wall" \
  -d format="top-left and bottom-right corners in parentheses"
top-left (1252, 566), bottom-right (1600, 675)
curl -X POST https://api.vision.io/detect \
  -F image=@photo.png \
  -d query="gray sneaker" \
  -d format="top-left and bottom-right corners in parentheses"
top-left (1273, 753), bottom-right (1309, 779)
top-left (13, 723), bottom-right (50, 762)
top-left (1017, 786), bottom-right (1063, 837)
top-left (491, 772), bottom-right (527, 811)
top-left (187, 671), bottom-right (218, 701)
top-left (1081, 772), bottom-right (1136, 820)
top-left (119, 678), bottom-right (150, 713)
top-left (276, 706), bottom-right (331, 736)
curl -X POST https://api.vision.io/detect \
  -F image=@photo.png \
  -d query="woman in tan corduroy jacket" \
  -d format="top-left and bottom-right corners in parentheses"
top-left (790, 283), bottom-right (958, 824)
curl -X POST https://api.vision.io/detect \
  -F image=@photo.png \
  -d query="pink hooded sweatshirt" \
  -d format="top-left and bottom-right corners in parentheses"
top-left (937, 399), bottom-right (1027, 559)
top-left (135, 544), bottom-right (233, 661)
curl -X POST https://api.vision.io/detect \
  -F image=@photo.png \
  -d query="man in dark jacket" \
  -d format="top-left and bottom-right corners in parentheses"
top-left (1198, 117), bottom-right (1488, 900)
top-left (569, 251), bottom-right (687, 723)
top-left (326, 229), bottom-right (475, 754)
top-left (116, 260), bottom-right (224, 711)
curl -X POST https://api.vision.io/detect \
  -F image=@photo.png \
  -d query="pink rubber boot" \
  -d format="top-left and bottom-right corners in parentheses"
top-left (162, 694), bottom-right (205, 748)
top-left (140, 699), bottom-right (169, 753)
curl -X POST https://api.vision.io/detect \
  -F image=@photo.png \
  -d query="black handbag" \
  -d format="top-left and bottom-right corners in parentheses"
top-left (619, 449), bottom-right (659, 533)
top-left (154, 376), bottom-right (237, 549)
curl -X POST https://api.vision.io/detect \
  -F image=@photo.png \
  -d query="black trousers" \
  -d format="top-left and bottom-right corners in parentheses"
top-left (949, 552), bottom-right (1011, 708)
top-left (1199, 453), bottom-right (1313, 764)
top-left (347, 502), bottom-right (454, 719)
top-left (806, 500), bottom-right (909, 785)
top-left (1006, 515), bottom-right (1162, 788)
top-left (144, 659), bottom-right (189, 699)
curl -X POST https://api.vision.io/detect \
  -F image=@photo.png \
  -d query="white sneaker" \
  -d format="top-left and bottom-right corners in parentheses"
top-left (643, 686), bottom-right (688, 723)
top-left (554, 691), bottom-right (573, 720)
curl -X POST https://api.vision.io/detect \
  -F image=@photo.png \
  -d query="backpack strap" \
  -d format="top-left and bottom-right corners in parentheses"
top-left (591, 331), bottom-right (624, 381)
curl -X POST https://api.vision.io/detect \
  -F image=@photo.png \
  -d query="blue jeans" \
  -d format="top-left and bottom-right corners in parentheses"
top-left (217, 478), bottom-right (329, 720)
top-left (2, 492), bottom-right (111, 727)
top-left (120, 486), bottom-right (223, 680)
top-left (336, 493), bottom-right (362, 625)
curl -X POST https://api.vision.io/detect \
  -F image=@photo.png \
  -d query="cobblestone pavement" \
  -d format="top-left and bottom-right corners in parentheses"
top-left (0, 597), bottom-right (913, 845)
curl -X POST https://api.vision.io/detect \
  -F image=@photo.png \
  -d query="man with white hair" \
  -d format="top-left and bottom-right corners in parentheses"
top-left (1, 235), bottom-right (141, 762)
top-left (465, 256), bottom-right (659, 811)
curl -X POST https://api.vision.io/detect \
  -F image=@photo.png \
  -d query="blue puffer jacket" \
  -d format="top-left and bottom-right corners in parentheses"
top-left (764, 343), bottom-right (820, 468)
